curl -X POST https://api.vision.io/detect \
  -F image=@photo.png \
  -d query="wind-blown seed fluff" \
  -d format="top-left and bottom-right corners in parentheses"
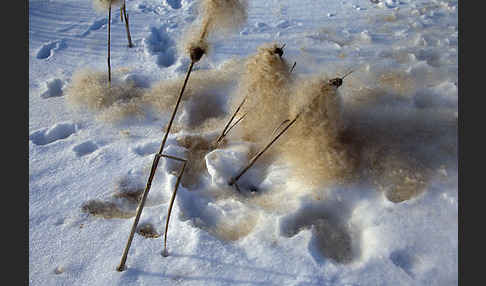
top-left (64, 69), bottom-right (145, 123)
top-left (198, 0), bottom-right (248, 37)
top-left (278, 75), bottom-right (358, 188)
top-left (143, 59), bottom-right (243, 112)
top-left (181, 0), bottom-right (248, 57)
top-left (231, 43), bottom-right (293, 145)
top-left (92, 0), bottom-right (123, 12)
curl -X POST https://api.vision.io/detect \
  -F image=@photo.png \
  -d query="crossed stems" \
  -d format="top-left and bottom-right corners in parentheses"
top-left (117, 61), bottom-right (196, 272)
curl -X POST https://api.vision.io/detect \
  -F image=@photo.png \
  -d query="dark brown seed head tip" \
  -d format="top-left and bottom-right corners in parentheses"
top-left (329, 78), bottom-right (343, 88)
top-left (273, 47), bottom-right (284, 58)
top-left (189, 46), bottom-right (205, 62)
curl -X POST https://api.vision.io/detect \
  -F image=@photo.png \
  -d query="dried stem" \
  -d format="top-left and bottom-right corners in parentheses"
top-left (107, 4), bottom-right (112, 87)
top-left (122, 1), bottom-right (133, 48)
top-left (228, 114), bottom-right (300, 188)
top-left (117, 61), bottom-right (196, 272)
top-left (224, 112), bottom-right (247, 140)
top-left (290, 61), bottom-right (296, 73)
top-left (216, 97), bottom-right (247, 144)
top-left (161, 154), bottom-right (187, 257)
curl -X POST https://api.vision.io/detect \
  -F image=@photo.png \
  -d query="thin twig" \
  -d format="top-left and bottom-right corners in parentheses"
top-left (289, 61), bottom-right (296, 73)
top-left (224, 112), bottom-right (247, 139)
top-left (228, 113), bottom-right (300, 188)
top-left (161, 154), bottom-right (187, 257)
top-left (271, 119), bottom-right (290, 137)
top-left (215, 97), bottom-right (247, 144)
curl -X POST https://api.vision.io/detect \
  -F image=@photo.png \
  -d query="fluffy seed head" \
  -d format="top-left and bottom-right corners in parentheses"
top-left (231, 43), bottom-right (293, 144)
top-left (180, 0), bottom-right (248, 59)
top-left (277, 75), bottom-right (357, 188)
top-left (93, 0), bottom-right (123, 12)
top-left (199, 0), bottom-right (248, 37)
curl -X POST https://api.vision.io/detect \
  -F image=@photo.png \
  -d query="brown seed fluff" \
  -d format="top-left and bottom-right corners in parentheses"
top-left (180, 0), bottom-right (248, 59)
top-left (230, 43), bottom-right (293, 146)
top-left (277, 75), bottom-right (358, 188)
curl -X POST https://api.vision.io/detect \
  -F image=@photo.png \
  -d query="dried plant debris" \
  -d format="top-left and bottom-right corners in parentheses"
top-left (81, 177), bottom-right (144, 219)
top-left (136, 223), bottom-right (160, 238)
top-left (81, 200), bottom-right (135, 219)
top-left (65, 69), bottom-right (146, 123)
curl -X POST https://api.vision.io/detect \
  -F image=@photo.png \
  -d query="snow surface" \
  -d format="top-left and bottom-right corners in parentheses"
top-left (29, 0), bottom-right (458, 285)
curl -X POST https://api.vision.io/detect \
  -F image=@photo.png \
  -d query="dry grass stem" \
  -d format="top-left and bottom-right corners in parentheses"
top-left (229, 114), bottom-right (300, 189)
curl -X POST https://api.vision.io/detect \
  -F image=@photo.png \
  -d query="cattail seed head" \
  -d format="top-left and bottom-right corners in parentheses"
top-left (189, 46), bottom-right (206, 63)
top-left (231, 43), bottom-right (293, 144)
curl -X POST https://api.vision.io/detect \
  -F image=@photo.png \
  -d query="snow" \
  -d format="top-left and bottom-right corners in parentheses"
top-left (29, 0), bottom-right (458, 285)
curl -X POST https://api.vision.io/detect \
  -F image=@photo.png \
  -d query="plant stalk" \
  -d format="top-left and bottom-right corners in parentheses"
top-left (122, 1), bottom-right (133, 48)
top-left (116, 61), bottom-right (195, 272)
top-left (107, 4), bottom-right (112, 87)
top-left (161, 154), bottom-right (187, 257)
top-left (228, 114), bottom-right (300, 187)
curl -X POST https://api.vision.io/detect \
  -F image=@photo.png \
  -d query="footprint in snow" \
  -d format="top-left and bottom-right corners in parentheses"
top-left (40, 78), bottom-right (64, 99)
top-left (165, 0), bottom-right (182, 9)
top-left (279, 198), bottom-right (360, 264)
top-left (143, 26), bottom-right (177, 68)
top-left (29, 122), bottom-right (77, 146)
top-left (36, 39), bottom-right (67, 60)
top-left (131, 141), bottom-right (160, 156)
top-left (72, 141), bottom-right (98, 157)
top-left (78, 18), bottom-right (108, 38)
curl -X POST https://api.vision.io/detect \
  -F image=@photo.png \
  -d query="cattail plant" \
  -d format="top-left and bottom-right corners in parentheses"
top-left (116, 0), bottom-right (248, 272)
top-left (219, 43), bottom-right (300, 191)
top-left (217, 47), bottom-right (299, 145)
top-left (224, 43), bottom-right (293, 145)
top-left (277, 70), bottom-right (357, 188)
top-left (93, 0), bottom-right (123, 87)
